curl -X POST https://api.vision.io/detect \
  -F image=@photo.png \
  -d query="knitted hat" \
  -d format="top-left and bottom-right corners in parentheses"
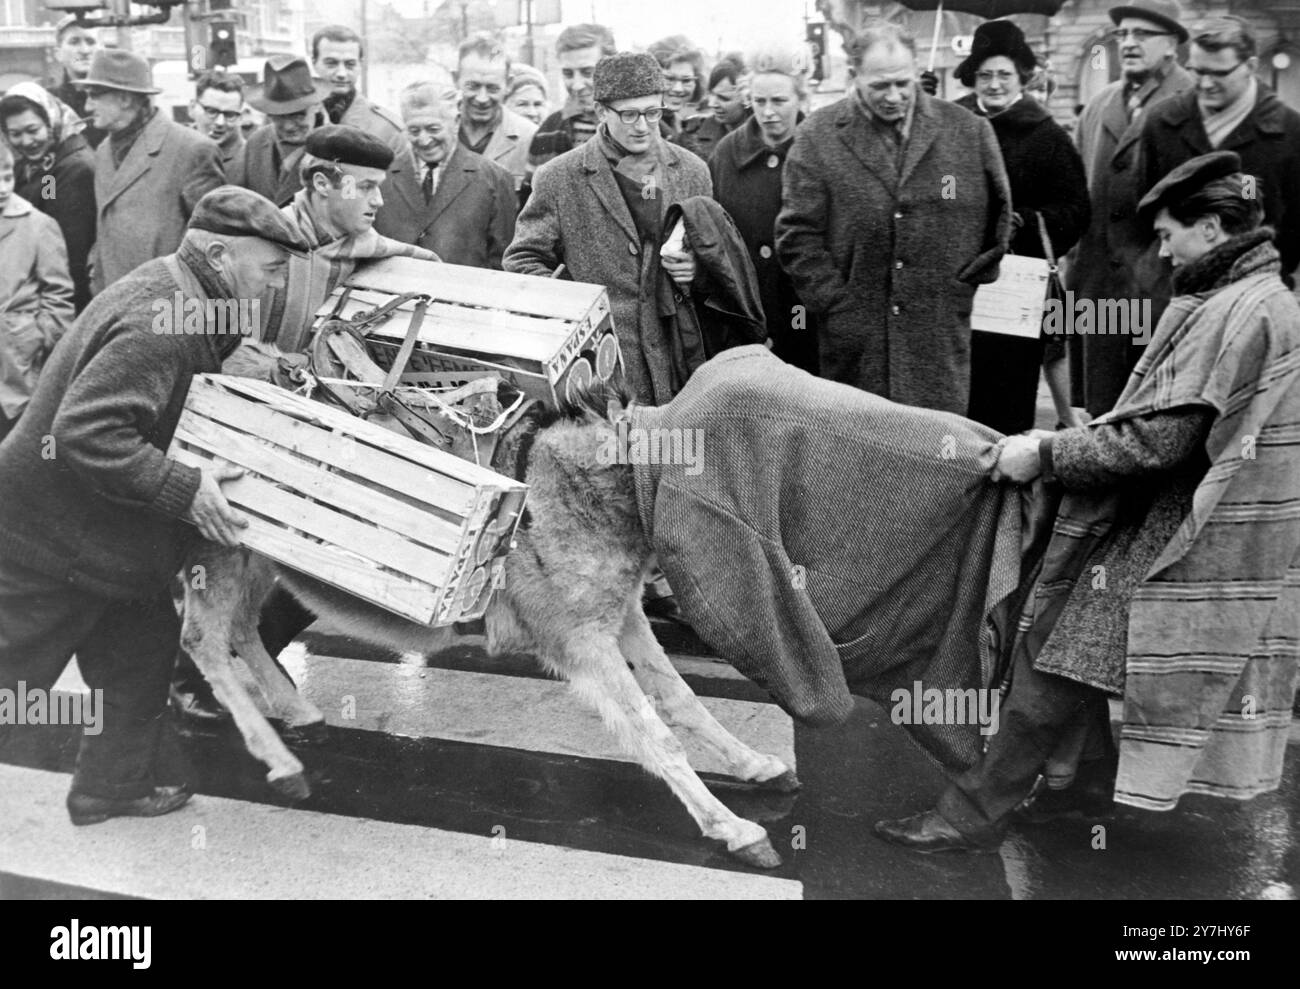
top-left (593, 52), bottom-right (663, 104)
top-left (955, 20), bottom-right (1038, 88)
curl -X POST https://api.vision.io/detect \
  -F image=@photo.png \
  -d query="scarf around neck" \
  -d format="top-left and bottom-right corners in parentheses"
top-left (1171, 227), bottom-right (1277, 295)
top-left (109, 105), bottom-right (156, 167)
top-left (596, 120), bottom-right (663, 185)
top-left (176, 238), bottom-right (238, 303)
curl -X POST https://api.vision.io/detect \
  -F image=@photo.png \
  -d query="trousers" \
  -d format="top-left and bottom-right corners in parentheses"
top-left (0, 555), bottom-right (193, 799)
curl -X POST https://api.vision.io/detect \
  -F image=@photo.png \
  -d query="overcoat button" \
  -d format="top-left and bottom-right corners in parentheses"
top-left (759, 245), bottom-right (773, 259)
top-left (767, 154), bottom-right (780, 169)
top-left (891, 305), bottom-right (901, 315)
top-left (628, 242), bottom-right (638, 255)
top-left (894, 210), bottom-right (904, 219)
top-left (894, 260), bottom-right (904, 269)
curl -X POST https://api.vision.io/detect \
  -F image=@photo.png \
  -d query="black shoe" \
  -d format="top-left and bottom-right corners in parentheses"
top-left (643, 592), bottom-right (686, 624)
top-left (872, 810), bottom-right (1001, 853)
top-left (67, 785), bottom-right (193, 826)
top-left (170, 683), bottom-right (230, 727)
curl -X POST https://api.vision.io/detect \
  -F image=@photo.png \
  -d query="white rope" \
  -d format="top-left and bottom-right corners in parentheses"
top-left (308, 375), bottom-right (526, 435)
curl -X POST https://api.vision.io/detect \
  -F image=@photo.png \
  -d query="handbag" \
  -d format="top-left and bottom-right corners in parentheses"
top-left (971, 212), bottom-right (1061, 340)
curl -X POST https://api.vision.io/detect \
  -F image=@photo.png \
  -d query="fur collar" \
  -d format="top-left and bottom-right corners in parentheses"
top-left (1170, 228), bottom-right (1279, 296)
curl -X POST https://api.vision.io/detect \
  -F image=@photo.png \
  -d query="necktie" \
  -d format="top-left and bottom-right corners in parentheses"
top-left (421, 166), bottom-right (435, 204)
top-left (1127, 88), bottom-right (1144, 123)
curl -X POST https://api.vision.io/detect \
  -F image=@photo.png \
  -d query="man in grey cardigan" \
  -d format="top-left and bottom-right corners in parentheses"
top-left (775, 20), bottom-right (1012, 415)
top-left (0, 187), bottom-right (309, 825)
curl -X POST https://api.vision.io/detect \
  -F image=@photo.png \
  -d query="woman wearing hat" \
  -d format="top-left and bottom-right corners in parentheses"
top-left (954, 20), bottom-right (1090, 437)
top-left (876, 151), bottom-right (1300, 851)
top-left (505, 66), bottom-right (550, 126)
top-left (0, 83), bottom-right (96, 312)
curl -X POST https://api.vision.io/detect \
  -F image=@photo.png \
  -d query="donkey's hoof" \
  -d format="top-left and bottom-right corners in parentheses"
top-left (757, 769), bottom-right (802, 794)
top-left (268, 769), bottom-right (311, 801)
top-left (731, 835), bottom-right (782, 870)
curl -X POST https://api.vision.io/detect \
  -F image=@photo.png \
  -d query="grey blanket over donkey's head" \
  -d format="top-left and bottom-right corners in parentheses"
top-left (630, 346), bottom-right (1023, 771)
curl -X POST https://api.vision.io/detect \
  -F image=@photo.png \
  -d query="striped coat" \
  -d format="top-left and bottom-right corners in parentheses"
top-left (1024, 237), bottom-right (1300, 810)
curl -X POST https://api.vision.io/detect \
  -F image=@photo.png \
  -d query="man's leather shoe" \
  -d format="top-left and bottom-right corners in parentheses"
top-left (67, 785), bottom-right (193, 826)
top-left (170, 683), bottom-right (230, 726)
top-left (872, 810), bottom-right (1001, 853)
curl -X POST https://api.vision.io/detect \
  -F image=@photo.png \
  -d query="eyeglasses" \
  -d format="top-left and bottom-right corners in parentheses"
top-left (1188, 62), bottom-right (1248, 79)
top-left (1109, 28), bottom-right (1175, 42)
top-left (198, 104), bottom-right (242, 121)
top-left (602, 104), bottom-right (665, 125)
top-left (975, 70), bottom-right (1017, 84)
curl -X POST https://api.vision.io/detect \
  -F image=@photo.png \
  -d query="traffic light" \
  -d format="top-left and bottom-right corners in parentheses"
top-left (207, 0), bottom-right (236, 67)
top-left (805, 22), bottom-right (827, 83)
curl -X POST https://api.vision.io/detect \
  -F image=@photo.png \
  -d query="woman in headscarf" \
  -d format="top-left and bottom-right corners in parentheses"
top-left (709, 43), bottom-right (815, 372)
top-left (952, 20), bottom-right (1090, 435)
top-left (0, 83), bottom-right (96, 312)
top-left (874, 151), bottom-right (1300, 852)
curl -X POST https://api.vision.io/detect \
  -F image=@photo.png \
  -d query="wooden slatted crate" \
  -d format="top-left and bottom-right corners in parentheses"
top-left (169, 374), bottom-right (528, 626)
top-left (315, 257), bottom-right (623, 407)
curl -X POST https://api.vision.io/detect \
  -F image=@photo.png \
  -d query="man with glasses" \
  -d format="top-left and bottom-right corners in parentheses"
top-left (190, 71), bottom-right (246, 174)
top-left (454, 33), bottom-right (536, 195)
top-left (1137, 16), bottom-right (1300, 296)
top-left (1068, 0), bottom-right (1193, 418)
top-left (505, 51), bottom-right (712, 405)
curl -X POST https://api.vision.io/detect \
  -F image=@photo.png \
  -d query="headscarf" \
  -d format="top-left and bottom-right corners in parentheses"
top-left (3, 81), bottom-right (86, 147)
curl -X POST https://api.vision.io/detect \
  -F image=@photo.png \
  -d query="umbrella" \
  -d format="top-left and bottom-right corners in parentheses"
top-left (893, 1), bottom-right (1068, 71)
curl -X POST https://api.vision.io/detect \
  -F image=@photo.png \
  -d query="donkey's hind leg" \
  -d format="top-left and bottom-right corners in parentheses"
top-left (229, 582), bottom-right (325, 731)
top-left (619, 605), bottom-right (800, 792)
top-left (180, 548), bottom-right (310, 799)
top-left (550, 629), bottom-right (782, 868)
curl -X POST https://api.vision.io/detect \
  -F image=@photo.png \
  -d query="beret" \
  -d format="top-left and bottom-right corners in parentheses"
top-left (187, 185), bottom-right (311, 254)
top-left (1137, 150), bottom-right (1243, 229)
top-left (304, 124), bottom-right (395, 171)
top-left (594, 52), bottom-right (664, 104)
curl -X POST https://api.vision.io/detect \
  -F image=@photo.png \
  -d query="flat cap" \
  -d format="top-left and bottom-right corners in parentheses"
top-left (1137, 150), bottom-right (1243, 229)
top-left (594, 52), bottom-right (664, 104)
top-left (304, 124), bottom-right (394, 171)
top-left (1109, 1), bottom-right (1189, 44)
top-left (187, 185), bottom-right (311, 254)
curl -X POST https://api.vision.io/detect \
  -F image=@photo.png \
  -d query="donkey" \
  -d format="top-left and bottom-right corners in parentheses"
top-left (179, 347), bottom-right (798, 869)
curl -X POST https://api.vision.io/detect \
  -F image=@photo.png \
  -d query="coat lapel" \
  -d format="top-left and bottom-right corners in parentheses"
top-left (426, 147), bottom-right (474, 223)
top-left (386, 152), bottom-right (424, 222)
top-left (582, 139), bottom-right (638, 245)
top-left (834, 98), bottom-right (898, 193)
top-left (898, 95), bottom-right (940, 188)
top-left (99, 111), bottom-right (165, 211)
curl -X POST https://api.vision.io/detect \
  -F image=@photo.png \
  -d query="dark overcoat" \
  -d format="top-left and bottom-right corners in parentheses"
top-left (775, 91), bottom-right (1012, 415)
top-left (503, 135), bottom-right (713, 403)
top-left (1065, 64), bottom-right (1194, 415)
top-left (17, 132), bottom-right (96, 313)
top-left (373, 143), bottom-right (517, 269)
top-left (710, 114), bottom-right (816, 373)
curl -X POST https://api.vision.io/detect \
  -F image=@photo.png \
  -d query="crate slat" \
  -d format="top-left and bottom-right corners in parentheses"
top-left (172, 445), bottom-right (453, 586)
top-left (175, 410), bottom-right (464, 556)
top-left (231, 511), bottom-right (442, 625)
top-left (343, 257), bottom-right (608, 323)
top-left (209, 376), bottom-right (519, 490)
top-left (184, 381), bottom-right (476, 514)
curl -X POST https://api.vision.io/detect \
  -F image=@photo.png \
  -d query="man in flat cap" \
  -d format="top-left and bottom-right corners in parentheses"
top-left (504, 51), bottom-right (711, 405)
top-left (0, 186), bottom-right (309, 825)
top-left (76, 49), bottom-right (226, 294)
top-left (230, 54), bottom-right (331, 207)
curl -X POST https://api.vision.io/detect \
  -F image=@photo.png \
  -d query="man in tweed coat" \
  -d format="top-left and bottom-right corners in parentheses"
top-left (776, 21), bottom-right (1011, 416)
top-left (505, 52), bottom-right (711, 404)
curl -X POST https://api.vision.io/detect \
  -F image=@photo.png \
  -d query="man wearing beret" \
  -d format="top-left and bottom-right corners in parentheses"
top-left (1068, 0), bottom-right (1194, 418)
top-left (504, 51), bottom-right (712, 405)
top-left (0, 187), bottom-right (309, 824)
top-left (76, 49), bottom-right (226, 294)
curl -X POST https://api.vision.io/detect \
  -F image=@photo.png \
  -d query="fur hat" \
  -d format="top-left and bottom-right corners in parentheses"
top-left (593, 52), bottom-right (663, 104)
top-left (955, 20), bottom-right (1037, 88)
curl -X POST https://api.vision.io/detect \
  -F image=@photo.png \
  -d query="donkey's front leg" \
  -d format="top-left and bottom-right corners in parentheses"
top-left (230, 626), bottom-right (325, 731)
top-left (554, 631), bottom-right (782, 869)
top-left (619, 605), bottom-right (799, 792)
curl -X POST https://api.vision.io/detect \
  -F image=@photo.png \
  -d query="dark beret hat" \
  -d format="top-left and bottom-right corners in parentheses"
top-left (594, 52), bottom-right (664, 104)
top-left (304, 124), bottom-right (395, 170)
top-left (187, 185), bottom-right (311, 253)
top-left (1137, 150), bottom-right (1243, 229)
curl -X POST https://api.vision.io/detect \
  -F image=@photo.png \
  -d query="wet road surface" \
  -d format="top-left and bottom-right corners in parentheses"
top-left (1, 621), bottom-right (1296, 899)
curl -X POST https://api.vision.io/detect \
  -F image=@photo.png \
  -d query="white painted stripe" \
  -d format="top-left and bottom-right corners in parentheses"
top-left (282, 652), bottom-right (796, 775)
top-left (0, 765), bottom-right (801, 900)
